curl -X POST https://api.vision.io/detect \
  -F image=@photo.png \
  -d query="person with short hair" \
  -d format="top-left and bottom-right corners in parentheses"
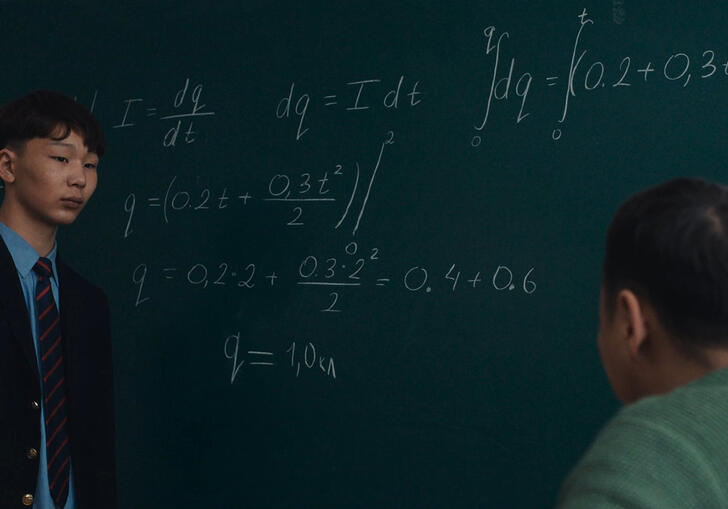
top-left (0, 90), bottom-right (116, 508)
top-left (557, 177), bottom-right (728, 509)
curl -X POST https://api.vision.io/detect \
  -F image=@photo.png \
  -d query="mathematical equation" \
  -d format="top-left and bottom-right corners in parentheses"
top-left (224, 333), bottom-right (336, 383)
top-left (472, 8), bottom-right (728, 145)
top-left (123, 131), bottom-right (394, 237)
top-left (276, 76), bottom-right (423, 140)
top-left (132, 241), bottom-right (537, 313)
top-left (72, 78), bottom-right (215, 148)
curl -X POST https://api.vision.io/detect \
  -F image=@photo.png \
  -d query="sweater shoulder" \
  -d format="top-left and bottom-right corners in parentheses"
top-left (557, 369), bottom-right (728, 509)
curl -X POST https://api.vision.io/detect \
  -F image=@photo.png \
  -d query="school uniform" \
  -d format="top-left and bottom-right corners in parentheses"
top-left (0, 225), bottom-right (116, 508)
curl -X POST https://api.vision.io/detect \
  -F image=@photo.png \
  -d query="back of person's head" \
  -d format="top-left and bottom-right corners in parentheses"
top-left (603, 177), bottom-right (728, 358)
top-left (0, 89), bottom-right (105, 157)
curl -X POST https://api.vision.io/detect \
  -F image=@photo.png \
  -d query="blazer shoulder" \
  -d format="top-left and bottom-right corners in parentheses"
top-left (56, 258), bottom-right (108, 305)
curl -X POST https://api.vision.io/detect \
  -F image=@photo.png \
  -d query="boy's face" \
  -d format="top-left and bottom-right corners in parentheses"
top-left (0, 129), bottom-right (98, 227)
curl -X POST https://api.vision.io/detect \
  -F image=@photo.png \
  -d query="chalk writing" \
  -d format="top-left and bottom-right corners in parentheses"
top-left (112, 78), bottom-right (215, 147)
top-left (122, 133), bottom-right (393, 237)
top-left (224, 332), bottom-right (276, 384)
top-left (286, 341), bottom-right (336, 380)
top-left (276, 77), bottom-right (422, 140)
top-left (131, 250), bottom-right (537, 313)
top-left (223, 333), bottom-right (335, 383)
top-left (472, 8), bottom-right (728, 144)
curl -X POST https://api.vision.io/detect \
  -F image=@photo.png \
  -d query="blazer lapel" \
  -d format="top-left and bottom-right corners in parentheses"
top-left (56, 257), bottom-right (83, 403)
top-left (0, 236), bottom-right (39, 379)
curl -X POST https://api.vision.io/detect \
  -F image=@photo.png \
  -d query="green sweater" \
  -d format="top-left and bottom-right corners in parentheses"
top-left (557, 367), bottom-right (728, 509)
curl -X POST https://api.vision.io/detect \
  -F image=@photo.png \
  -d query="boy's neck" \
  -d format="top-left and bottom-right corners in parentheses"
top-left (0, 204), bottom-right (58, 257)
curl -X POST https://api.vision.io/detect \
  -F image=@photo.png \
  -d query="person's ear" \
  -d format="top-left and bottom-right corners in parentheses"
top-left (0, 148), bottom-right (18, 184)
top-left (615, 289), bottom-right (649, 360)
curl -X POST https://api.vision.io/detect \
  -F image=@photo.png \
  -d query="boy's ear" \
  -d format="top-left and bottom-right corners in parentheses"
top-left (616, 289), bottom-right (650, 360)
top-left (0, 148), bottom-right (17, 184)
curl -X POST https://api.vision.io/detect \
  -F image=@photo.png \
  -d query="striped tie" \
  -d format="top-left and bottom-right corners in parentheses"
top-left (34, 257), bottom-right (70, 507)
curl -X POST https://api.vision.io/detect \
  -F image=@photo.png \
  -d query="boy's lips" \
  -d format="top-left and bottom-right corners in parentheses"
top-left (61, 197), bottom-right (83, 208)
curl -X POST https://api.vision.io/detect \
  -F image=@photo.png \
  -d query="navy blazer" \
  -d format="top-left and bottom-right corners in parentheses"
top-left (0, 236), bottom-right (116, 508)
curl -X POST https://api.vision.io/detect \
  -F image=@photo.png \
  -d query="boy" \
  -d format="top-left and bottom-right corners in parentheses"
top-left (0, 90), bottom-right (116, 508)
top-left (557, 178), bottom-right (728, 508)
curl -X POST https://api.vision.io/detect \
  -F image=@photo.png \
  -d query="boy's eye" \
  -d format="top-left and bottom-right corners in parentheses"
top-left (51, 156), bottom-right (69, 163)
top-left (84, 163), bottom-right (98, 170)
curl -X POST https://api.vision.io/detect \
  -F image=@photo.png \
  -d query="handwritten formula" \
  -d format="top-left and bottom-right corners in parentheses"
top-left (131, 241), bottom-right (537, 313)
top-left (224, 333), bottom-right (336, 383)
top-left (472, 8), bottom-right (728, 145)
top-left (123, 131), bottom-right (394, 237)
top-left (108, 7), bottom-right (723, 389)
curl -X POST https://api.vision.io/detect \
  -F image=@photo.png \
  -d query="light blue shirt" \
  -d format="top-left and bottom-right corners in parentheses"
top-left (0, 222), bottom-right (76, 509)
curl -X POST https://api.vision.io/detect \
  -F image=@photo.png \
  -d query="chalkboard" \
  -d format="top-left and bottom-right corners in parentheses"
top-left (2, 1), bottom-right (727, 507)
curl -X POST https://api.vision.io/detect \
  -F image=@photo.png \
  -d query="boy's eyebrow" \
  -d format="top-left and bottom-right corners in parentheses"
top-left (47, 140), bottom-right (97, 159)
top-left (47, 141), bottom-right (77, 149)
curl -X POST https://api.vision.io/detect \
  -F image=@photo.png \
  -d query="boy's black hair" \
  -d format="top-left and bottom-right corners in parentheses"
top-left (603, 177), bottom-right (728, 357)
top-left (0, 89), bottom-right (105, 157)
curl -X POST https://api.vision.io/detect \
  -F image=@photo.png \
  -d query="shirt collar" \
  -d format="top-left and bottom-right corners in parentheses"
top-left (0, 221), bottom-right (58, 279)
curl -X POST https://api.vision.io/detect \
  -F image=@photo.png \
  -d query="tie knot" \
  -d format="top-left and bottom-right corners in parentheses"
top-left (33, 258), bottom-right (53, 279)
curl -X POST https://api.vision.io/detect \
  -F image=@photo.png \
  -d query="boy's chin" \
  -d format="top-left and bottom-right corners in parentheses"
top-left (46, 212), bottom-right (82, 227)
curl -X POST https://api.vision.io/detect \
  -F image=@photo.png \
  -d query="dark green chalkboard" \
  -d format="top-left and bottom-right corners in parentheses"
top-left (2, 1), bottom-right (727, 507)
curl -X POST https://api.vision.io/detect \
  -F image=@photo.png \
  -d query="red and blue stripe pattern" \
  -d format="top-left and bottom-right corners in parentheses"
top-left (34, 257), bottom-right (70, 507)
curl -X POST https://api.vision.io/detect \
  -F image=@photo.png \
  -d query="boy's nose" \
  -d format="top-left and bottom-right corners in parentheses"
top-left (68, 163), bottom-right (86, 187)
